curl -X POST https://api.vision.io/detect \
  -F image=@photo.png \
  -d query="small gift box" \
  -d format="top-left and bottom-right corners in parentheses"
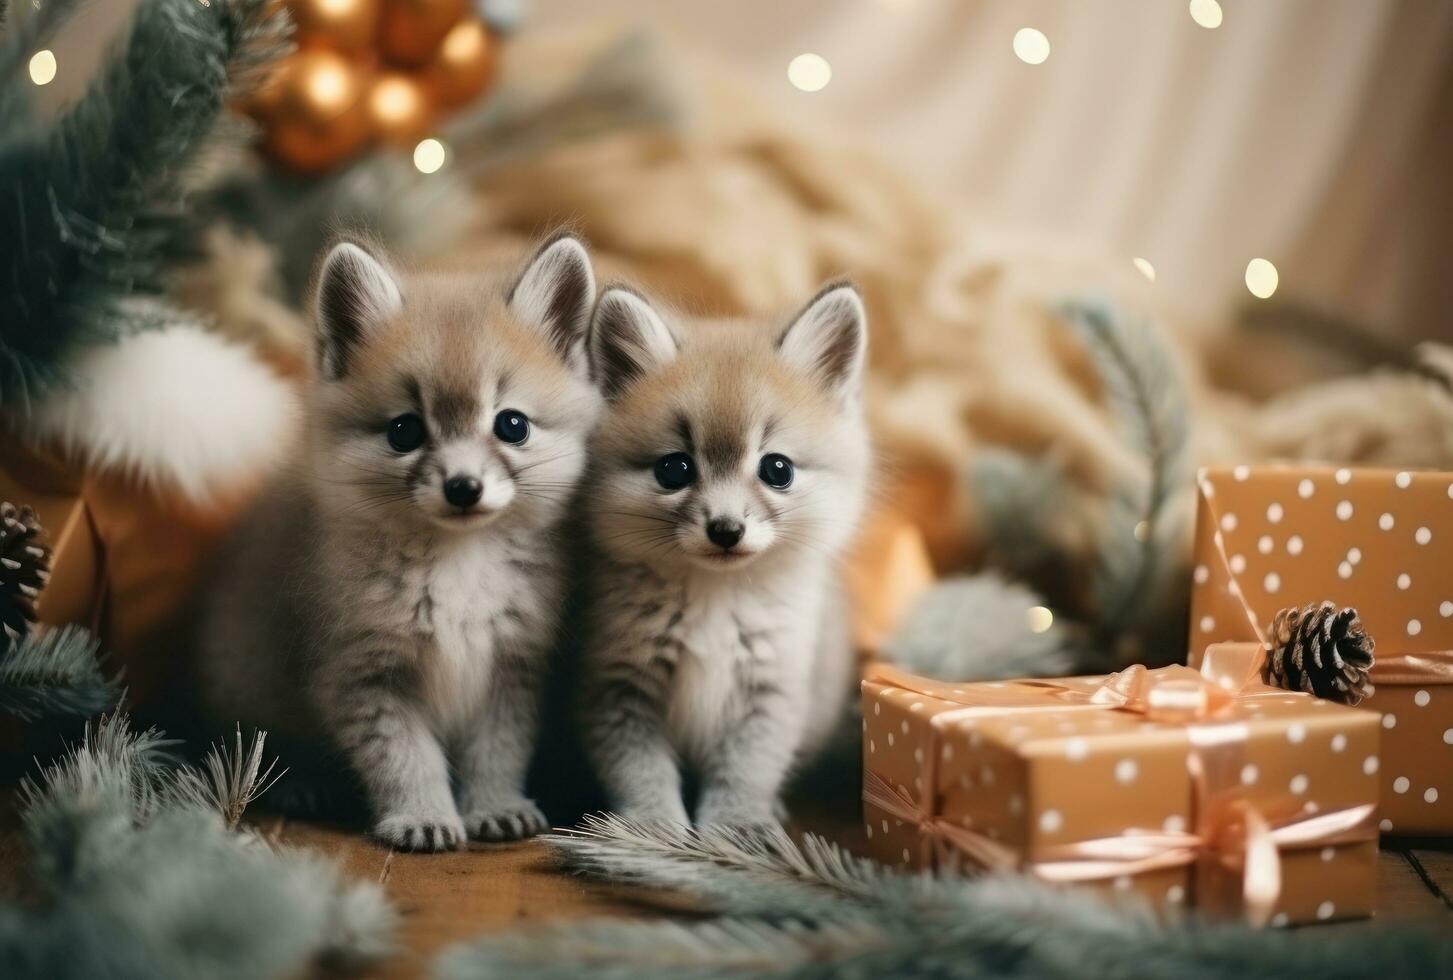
top-left (1188, 465), bottom-right (1453, 835)
top-left (0, 441), bottom-right (106, 635)
top-left (861, 646), bottom-right (1380, 926)
top-left (0, 435), bottom-right (247, 710)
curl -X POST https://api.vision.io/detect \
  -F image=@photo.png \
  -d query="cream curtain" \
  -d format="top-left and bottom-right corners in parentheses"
top-left (529, 0), bottom-right (1453, 341)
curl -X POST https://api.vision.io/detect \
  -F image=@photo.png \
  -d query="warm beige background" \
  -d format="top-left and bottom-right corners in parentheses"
top-left (525, 0), bottom-right (1453, 341)
top-left (37, 1), bottom-right (1453, 340)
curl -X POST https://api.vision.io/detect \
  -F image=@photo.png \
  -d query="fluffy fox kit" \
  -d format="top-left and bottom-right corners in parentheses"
top-left (199, 234), bottom-right (600, 851)
top-left (578, 282), bottom-right (871, 826)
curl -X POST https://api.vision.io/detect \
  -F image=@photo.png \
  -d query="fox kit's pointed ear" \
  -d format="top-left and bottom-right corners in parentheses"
top-left (315, 241), bottom-right (403, 380)
top-left (508, 233), bottom-right (596, 368)
top-left (777, 281), bottom-right (867, 398)
top-left (589, 286), bottom-right (678, 399)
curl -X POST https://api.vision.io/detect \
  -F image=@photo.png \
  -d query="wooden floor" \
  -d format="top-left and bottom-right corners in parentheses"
top-left (251, 814), bottom-right (1453, 979)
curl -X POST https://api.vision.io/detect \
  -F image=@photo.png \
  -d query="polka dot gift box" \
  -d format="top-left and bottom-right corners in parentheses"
top-left (861, 649), bottom-right (1380, 926)
top-left (1187, 466), bottom-right (1453, 835)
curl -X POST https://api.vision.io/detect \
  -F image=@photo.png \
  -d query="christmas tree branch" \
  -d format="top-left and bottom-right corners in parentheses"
top-left (1060, 299), bottom-right (1189, 648)
top-left (0, 625), bottom-right (119, 722)
top-left (968, 299), bottom-right (1190, 669)
top-left (0, 0), bottom-right (289, 408)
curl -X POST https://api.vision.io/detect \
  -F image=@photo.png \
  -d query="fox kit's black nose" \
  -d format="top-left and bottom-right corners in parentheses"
top-left (443, 475), bottom-right (483, 508)
top-left (706, 518), bottom-right (744, 549)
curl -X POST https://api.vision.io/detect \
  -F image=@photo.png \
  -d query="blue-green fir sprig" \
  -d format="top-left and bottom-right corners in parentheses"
top-left (0, 625), bottom-right (119, 722)
top-left (959, 298), bottom-right (1191, 673)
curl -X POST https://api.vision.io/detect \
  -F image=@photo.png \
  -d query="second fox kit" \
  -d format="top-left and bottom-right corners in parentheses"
top-left (198, 234), bottom-right (600, 850)
top-left (578, 283), bottom-right (871, 826)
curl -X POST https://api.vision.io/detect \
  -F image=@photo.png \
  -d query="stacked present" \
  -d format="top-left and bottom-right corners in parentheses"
top-left (1188, 466), bottom-right (1453, 835)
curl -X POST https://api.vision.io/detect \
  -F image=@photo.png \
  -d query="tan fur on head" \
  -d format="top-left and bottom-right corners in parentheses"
top-left (306, 234), bottom-right (601, 533)
top-left (586, 283), bottom-right (871, 573)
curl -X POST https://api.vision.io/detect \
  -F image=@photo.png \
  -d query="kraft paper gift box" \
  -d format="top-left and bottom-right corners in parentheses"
top-left (1188, 465), bottom-right (1453, 835)
top-left (861, 647), bottom-right (1380, 926)
top-left (1, 434), bottom-right (247, 710)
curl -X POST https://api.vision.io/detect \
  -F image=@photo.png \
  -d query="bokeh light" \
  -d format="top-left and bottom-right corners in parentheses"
top-left (29, 50), bottom-right (57, 86)
top-left (1027, 606), bottom-right (1054, 634)
top-left (1189, 0), bottom-right (1224, 30)
top-left (1245, 258), bottom-right (1279, 299)
top-left (1013, 28), bottom-right (1050, 65)
top-left (413, 138), bottom-right (447, 174)
top-left (788, 53), bottom-right (832, 92)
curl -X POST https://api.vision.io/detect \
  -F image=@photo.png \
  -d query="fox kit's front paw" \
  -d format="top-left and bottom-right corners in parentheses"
top-left (374, 810), bottom-right (465, 852)
top-left (695, 792), bottom-right (781, 831)
top-left (617, 797), bottom-right (691, 827)
top-left (464, 797), bottom-right (548, 842)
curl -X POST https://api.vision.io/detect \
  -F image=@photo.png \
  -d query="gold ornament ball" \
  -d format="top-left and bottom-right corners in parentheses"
top-left (262, 49), bottom-right (373, 172)
top-left (365, 72), bottom-right (435, 143)
top-left (379, 0), bottom-right (468, 67)
top-left (426, 18), bottom-right (495, 108)
top-left (287, 0), bottom-right (383, 53)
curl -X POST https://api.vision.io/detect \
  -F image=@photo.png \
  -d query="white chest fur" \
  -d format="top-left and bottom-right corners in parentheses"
top-left (340, 529), bottom-right (543, 734)
top-left (665, 571), bottom-right (821, 759)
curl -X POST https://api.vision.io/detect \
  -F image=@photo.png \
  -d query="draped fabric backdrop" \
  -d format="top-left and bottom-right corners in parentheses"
top-left (43, 1), bottom-right (1452, 338)
top-left (530, 0), bottom-right (1453, 342)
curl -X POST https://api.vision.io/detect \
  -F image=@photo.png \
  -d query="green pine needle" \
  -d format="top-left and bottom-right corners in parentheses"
top-left (0, 625), bottom-right (120, 722)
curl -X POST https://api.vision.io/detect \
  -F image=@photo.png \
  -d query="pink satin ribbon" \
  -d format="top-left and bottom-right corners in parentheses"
top-left (1368, 651), bottom-right (1453, 686)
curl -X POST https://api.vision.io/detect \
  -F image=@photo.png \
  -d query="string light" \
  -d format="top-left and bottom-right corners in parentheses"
top-left (413, 138), bottom-right (446, 174)
top-left (1013, 28), bottom-right (1050, 65)
top-left (1027, 606), bottom-right (1055, 634)
top-left (29, 49), bottom-right (57, 86)
top-left (787, 53), bottom-right (832, 92)
top-left (1188, 0), bottom-right (1224, 30)
top-left (1245, 258), bottom-right (1279, 299)
top-left (1132, 257), bottom-right (1156, 282)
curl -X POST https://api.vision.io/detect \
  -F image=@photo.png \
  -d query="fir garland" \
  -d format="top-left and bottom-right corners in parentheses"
top-left (435, 815), bottom-right (1453, 980)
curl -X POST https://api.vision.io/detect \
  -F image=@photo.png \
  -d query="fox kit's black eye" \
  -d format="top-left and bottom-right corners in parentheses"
top-left (494, 409), bottom-right (530, 445)
top-left (654, 452), bottom-right (696, 491)
top-left (759, 453), bottom-right (794, 489)
top-left (387, 413), bottom-right (427, 452)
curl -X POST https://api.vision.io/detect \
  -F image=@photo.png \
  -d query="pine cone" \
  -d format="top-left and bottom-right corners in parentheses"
top-left (1265, 602), bottom-right (1375, 706)
top-left (1, 502), bottom-right (51, 649)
